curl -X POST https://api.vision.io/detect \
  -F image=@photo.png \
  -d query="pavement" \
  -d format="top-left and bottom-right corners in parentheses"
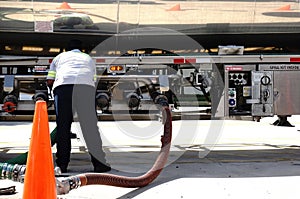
top-left (1, 115), bottom-right (300, 198)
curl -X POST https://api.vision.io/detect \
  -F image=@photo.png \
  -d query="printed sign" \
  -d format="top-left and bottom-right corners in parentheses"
top-left (225, 66), bottom-right (243, 71)
top-left (259, 64), bottom-right (300, 71)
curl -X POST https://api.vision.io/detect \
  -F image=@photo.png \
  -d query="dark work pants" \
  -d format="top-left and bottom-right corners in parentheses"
top-left (53, 84), bottom-right (107, 168)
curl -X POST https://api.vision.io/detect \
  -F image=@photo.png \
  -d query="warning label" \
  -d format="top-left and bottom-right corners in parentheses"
top-left (259, 64), bottom-right (300, 71)
top-left (225, 66), bottom-right (243, 71)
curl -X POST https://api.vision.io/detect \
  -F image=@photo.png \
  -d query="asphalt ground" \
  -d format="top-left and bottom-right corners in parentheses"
top-left (1, 116), bottom-right (300, 198)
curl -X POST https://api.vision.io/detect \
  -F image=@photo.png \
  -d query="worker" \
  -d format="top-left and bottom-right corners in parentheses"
top-left (46, 39), bottom-right (111, 173)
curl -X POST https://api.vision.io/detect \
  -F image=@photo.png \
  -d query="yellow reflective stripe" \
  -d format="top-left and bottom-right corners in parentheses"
top-left (47, 71), bottom-right (56, 79)
top-left (93, 74), bottom-right (97, 82)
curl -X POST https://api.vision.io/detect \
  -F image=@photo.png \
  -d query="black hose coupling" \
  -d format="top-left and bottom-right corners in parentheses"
top-left (150, 91), bottom-right (169, 107)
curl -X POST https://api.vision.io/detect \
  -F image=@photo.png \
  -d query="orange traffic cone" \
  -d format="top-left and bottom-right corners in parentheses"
top-left (57, 2), bottom-right (72, 9)
top-left (22, 101), bottom-right (56, 199)
top-left (277, 4), bottom-right (291, 10)
top-left (167, 3), bottom-right (181, 11)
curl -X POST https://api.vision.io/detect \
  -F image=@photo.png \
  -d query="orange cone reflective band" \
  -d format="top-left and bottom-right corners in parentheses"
top-left (22, 101), bottom-right (56, 199)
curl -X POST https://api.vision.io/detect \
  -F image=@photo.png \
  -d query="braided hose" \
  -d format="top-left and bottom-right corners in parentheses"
top-left (58, 105), bottom-right (172, 193)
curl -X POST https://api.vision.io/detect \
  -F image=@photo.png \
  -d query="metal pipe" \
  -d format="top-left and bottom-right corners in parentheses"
top-left (0, 74), bottom-right (179, 80)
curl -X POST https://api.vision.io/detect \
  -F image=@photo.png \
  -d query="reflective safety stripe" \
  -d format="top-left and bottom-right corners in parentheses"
top-left (47, 71), bottom-right (56, 79)
top-left (93, 74), bottom-right (97, 82)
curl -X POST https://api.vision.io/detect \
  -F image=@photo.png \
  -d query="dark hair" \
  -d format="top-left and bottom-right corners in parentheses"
top-left (66, 39), bottom-right (82, 51)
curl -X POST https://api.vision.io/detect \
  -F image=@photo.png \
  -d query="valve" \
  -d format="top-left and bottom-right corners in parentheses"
top-left (150, 91), bottom-right (169, 107)
top-left (127, 92), bottom-right (141, 109)
top-left (32, 90), bottom-right (48, 102)
top-left (261, 75), bottom-right (271, 86)
top-left (96, 92), bottom-right (110, 110)
top-left (2, 95), bottom-right (18, 113)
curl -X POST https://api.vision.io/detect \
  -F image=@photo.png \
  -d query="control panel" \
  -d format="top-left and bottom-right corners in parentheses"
top-left (227, 71), bottom-right (252, 115)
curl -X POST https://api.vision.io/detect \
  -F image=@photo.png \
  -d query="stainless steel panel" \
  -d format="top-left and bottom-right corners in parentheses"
top-left (253, 104), bottom-right (273, 116)
top-left (274, 71), bottom-right (300, 115)
top-left (251, 71), bottom-right (273, 116)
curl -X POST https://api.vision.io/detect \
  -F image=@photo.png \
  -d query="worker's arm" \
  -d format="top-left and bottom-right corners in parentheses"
top-left (46, 56), bottom-right (58, 93)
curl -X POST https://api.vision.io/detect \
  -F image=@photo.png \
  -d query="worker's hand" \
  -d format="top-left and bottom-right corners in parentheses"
top-left (46, 79), bottom-right (54, 89)
top-left (47, 87), bottom-right (53, 99)
top-left (46, 79), bottom-right (54, 99)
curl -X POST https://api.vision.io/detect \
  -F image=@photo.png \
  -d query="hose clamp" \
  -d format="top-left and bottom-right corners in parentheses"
top-left (1, 163), bottom-right (8, 179)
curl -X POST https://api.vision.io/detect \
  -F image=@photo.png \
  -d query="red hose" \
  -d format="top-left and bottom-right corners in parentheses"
top-left (76, 106), bottom-right (172, 188)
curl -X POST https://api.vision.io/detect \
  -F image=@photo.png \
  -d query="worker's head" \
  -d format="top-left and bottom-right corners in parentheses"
top-left (66, 39), bottom-right (82, 51)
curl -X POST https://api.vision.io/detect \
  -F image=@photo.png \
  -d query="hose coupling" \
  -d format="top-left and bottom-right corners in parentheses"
top-left (57, 175), bottom-right (81, 195)
top-left (150, 91), bottom-right (169, 107)
top-left (0, 163), bottom-right (26, 182)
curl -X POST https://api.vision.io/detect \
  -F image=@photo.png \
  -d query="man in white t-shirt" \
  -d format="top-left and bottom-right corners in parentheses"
top-left (46, 39), bottom-right (111, 173)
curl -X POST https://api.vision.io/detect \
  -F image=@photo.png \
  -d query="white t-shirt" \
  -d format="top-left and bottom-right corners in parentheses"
top-left (47, 49), bottom-right (96, 90)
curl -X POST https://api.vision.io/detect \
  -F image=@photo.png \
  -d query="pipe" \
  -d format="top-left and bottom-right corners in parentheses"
top-left (57, 98), bottom-right (172, 194)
